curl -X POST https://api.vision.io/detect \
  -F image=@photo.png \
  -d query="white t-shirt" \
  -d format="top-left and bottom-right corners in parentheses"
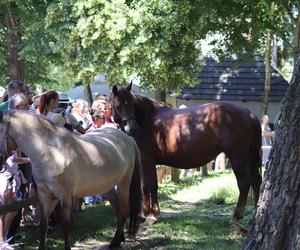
top-left (72, 112), bottom-right (90, 129)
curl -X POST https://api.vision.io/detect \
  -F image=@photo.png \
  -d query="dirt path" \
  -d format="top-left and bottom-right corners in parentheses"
top-left (71, 172), bottom-right (245, 250)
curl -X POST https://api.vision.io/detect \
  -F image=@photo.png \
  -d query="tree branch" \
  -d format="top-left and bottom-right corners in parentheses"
top-left (280, 0), bottom-right (297, 23)
top-left (5, 2), bottom-right (21, 39)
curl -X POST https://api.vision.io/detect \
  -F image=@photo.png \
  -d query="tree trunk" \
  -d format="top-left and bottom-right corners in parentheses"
top-left (294, 6), bottom-right (300, 60)
top-left (4, 3), bottom-right (25, 81)
top-left (171, 168), bottom-right (180, 183)
top-left (242, 52), bottom-right (300, 250)
top-left (83, 80), bottom-right (93, 107)
top-left (201, 165), bottom-right (208, 177)
top-left (262, 30), bottom-right (272, 115)
top-left (271, 37), bottom-right (277, 67)
top-left (155, 89), bottom-right (166, 103)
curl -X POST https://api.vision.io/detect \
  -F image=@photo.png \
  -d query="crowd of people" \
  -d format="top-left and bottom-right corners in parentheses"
top-left (0, 80), bottom-right (118, 249)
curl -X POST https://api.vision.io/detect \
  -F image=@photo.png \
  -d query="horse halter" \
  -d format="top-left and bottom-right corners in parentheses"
top-left (112, 100), bottom-right (136, 124)
top-left (0, 114), bottom-right (11, 173)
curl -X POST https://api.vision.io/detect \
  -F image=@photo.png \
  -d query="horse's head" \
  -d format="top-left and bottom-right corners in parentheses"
top-left (111, 82), bottom-right (139, 136)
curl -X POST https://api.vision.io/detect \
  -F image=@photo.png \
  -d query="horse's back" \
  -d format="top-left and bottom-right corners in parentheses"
top-left (148, 101), bottom-right (260, 167)
top-left (72, 128), bottom-right (137, 197)
top-left (173, 101), bottom-right (260, 136)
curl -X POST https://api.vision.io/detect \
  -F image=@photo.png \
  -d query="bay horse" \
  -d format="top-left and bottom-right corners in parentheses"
top-left (0, 110), bottom-right (142, 249)
top-left (110, 83), bottom-right (262, 226)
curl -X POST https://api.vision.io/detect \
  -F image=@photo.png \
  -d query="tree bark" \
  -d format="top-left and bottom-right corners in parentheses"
top-left (171, 168), bottom-right (180, 183)
top-left (294, 5), bottom-right (300, 60)
top-left (262, 31), bottom-right (272, 115)
top-left (83, 80), bottom-right (93, 107)
top-left (201, 164), bottom-right (208, 177)
top-left (4, 3), bottom-right (25, 81)
top-left (154, 89), bottom-right (166, 103)
top-left (242, 52), bottom-right (300, 250)
top-left (262, 2), bottom-right (275, 116)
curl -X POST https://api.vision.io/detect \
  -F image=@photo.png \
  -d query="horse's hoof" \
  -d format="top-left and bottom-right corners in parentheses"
top-left (151, 205), bottom-right (160, 217)
top-left (145, 215), bottom-right (157, 225)
top-left (109, 242), bottom-right (121, 249)
top-left (109, 234), bottom-right (125, 248)
top-left (139, 214), bottom-right (147, 222)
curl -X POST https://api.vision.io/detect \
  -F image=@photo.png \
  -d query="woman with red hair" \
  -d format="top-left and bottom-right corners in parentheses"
top-left (38, 91), bottom-right (66, 127)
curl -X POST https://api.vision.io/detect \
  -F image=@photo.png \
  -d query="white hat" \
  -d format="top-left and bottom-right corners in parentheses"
top-left (58, 93), bottom-right (70, 104)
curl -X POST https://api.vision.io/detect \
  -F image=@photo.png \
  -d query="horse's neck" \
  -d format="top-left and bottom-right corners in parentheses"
top-left (8, 113), bottom-right (58, 157)
top-left (135, 95), bottom-right (171, 122)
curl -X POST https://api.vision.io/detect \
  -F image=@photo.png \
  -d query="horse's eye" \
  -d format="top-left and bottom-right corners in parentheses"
top-left (115, 106), bottom-right (122, 115)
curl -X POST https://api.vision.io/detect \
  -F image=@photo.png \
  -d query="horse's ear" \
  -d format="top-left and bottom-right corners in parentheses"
top-left (126, 81), bottom-right (132, 91)
top-left (112, 85), bottom-right (118, 95)
top-left (0, 111), bottom-right (3, 122)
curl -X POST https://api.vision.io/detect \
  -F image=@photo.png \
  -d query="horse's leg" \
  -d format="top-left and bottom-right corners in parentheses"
top-left (141, 160), bottom-right (159, 218)
top-left (38, 193), bottom-right (59, 250)
top-left (230, 157), bottom-right (251, 223)
top-left (140, 157), bottom-right (151, 218)
top-left (148, 166), bottom-right (159, 217)
top-left (141, 186), bottom-right (150, 219)
top-left (60, 194), bottom-right (73, 250)
top-left (110, 175), bottom-right (131, 247)
top-left (104, 188), bottom-right (118, 216)
top-left (150, 181), bottom-right (159, 217)
top-left (110, 214), bottom-right (127, 248)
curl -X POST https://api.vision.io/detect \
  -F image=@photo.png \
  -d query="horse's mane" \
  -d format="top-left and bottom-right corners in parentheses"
top-left (112, 86), bottom-right (172, 126)
top-left (10, 110), bottom-right (69, 135)
top-left (131, 92), bottom-right (172, 126)
top-left (133, 93), bottom-right (170, 108)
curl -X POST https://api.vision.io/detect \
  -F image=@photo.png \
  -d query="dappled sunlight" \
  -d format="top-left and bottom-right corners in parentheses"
top-left (72, 239), bottom-right (110, 249)
top-left (19, 172), bottom-right (250, 249)
top-left (171, 171), bottom-right (239, 203)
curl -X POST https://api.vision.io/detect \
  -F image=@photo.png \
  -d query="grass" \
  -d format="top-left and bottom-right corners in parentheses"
top-left (17, 203), bottom-right (116, 249)
top-left (152, 171), bottom-right (253, 249)
top-left (16, 170), bottom-right (254, 249)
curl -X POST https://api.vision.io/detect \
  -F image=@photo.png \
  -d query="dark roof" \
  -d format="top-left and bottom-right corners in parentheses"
top-left (178, 56), bottom-right (289, 102)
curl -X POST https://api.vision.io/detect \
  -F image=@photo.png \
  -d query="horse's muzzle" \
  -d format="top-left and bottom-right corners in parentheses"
top-left (123, 119), bottom-right (139, 137)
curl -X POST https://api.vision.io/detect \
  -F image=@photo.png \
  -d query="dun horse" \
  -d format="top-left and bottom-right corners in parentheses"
top-left (0, 111), bottom-right (142, 249)
top-left (110, 83), bottom-right (262, 226)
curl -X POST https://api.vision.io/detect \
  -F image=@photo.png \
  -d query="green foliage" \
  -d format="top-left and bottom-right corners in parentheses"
top-left (0, 1), bottom-right (297, 92)
top-left (0, 1), bottom-right (66, 89)
top-left (45, 0), bottom-right (203, 92)
top-left (209, 186), bottom-right (238, 205)
top-left (18, 203), bottom-right (115, 249)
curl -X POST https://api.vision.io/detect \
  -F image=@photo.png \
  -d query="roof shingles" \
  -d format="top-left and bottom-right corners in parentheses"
top-left (178, 56), bottom-right (288, 102)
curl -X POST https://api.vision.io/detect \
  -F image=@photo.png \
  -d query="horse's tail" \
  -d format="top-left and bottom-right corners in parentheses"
top-left (128, 142), bottom-right (142, 236)
top-left (248, 116), bottom-right (263, 205)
